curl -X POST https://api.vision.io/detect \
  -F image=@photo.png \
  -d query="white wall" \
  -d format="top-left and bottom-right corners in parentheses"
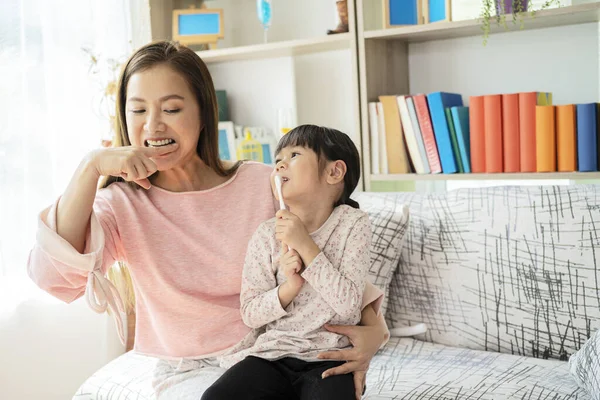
top-left (409, 22), bottom-right (599, 105)
top-left (208, 56), bottom-right (297, 134)
top-left (211, 0), bottom-right (339, 48)
top-left (0, 281), bottom-right (124, 400)
top-left (294, 49), bottom-right (357, 141)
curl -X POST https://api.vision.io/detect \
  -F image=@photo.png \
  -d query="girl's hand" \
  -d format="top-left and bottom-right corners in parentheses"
top-left (89, 144), bottom-right (177, 189)
top-left (275, 210), bottom-right (313, 253)
top-left (280, 245), bottom-right (305, 289)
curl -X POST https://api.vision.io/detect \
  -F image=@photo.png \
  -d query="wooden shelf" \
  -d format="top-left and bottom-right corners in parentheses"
top-left (371, 172), bottom-right (600, 181)
top-left (363, 3), bottom-right (600, 42)
top-left (196, 34), bottom-right (353, 64)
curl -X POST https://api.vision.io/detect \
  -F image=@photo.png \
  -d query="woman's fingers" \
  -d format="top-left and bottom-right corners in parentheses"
top-left (321, 360), bottom-right (360, 378)
top-left (134, 178), bottom-right (152, 190)
top-left (317, 348), bottom-right (353, 361)
top-left (353, 371), bottom-right (367, 400)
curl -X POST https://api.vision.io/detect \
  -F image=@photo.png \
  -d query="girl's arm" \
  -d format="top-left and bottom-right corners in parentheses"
top-left (295, 214), bottom-right (372, 319)
top-left (240, 224), bottom-right (295, 329)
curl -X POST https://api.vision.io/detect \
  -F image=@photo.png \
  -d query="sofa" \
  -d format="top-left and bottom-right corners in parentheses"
top-left (74, 184), bottom-right (599, 399)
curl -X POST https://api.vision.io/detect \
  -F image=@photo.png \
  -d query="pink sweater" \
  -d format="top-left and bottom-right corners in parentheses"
top-left (27, 162), bottom-right (383, 359)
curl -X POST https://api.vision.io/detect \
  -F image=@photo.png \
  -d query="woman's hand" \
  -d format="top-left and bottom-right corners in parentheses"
top-left (318, 306), bottom-right (387, 399)
top-left (89, 144), bottom-right (177, 189)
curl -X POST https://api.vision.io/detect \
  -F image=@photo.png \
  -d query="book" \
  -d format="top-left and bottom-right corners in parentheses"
top-left (556, 105), bottom-right (577, 172)
top-left (413, 94), bottom-right (442, 174)
top-left (483, 94), bottom-right (503, 173)
top-left (426, 91), bottom-right (463, 173)
top-left (577, 103), bottom-right (599, 172)
top-left (379, 95), bottom-right (412, 173)
top-left (535, 105), bottom-right (556, 172)
top-left (450, 106), bottom-right (471, 173)
top-left (445, 107), bottom-right (464, 172)
top-left (368, 102), bottom-right (380, 175)
top-left (406, 97), bottom-right (431, 173)
top-left (469, 95), bottom-right (486, 173)
top-left (519, 92), bottom-right (552, 172)
top-left (398, 95), bottom-right (428, 174)
top-left (502, 93), bottom-right (520, 172)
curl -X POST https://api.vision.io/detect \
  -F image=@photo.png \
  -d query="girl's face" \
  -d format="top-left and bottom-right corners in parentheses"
top-left (125, 64), bottom-right (202, 170)
top-left (271, 145), bottom-right (323, 203)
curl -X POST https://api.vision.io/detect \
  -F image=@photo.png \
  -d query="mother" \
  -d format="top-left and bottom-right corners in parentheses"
top-left (27, 40), bottom-right (388, 399)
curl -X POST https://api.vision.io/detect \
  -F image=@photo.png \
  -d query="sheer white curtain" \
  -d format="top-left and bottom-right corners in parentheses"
top-left (0, 0), bottom-right (150, 310)
top-left (0, 3), bottom-right (149, 398)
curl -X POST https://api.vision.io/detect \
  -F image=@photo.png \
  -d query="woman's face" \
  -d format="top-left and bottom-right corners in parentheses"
top-left (125, 64), bottom-right (202, 170)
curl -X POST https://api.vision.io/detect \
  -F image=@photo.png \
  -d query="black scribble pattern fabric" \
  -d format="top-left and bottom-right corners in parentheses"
top-left (385, 185), bottom-right (600, 362)
top-left (570, 329), bottom-right (600, 399)
top-left (365, 337), bottom-right (586, 399)
top-left (354, 192), bottom-right (410, 316)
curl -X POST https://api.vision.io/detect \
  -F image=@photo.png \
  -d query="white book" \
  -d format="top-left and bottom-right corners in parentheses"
top-left (368, 102), bottom-right (380, 175)
top-left (376, 102), bottom-right (389, 174)
top-left (406, 97), bottom-right (431, 173)
top-left (397, 96), bottom-right (427, 174)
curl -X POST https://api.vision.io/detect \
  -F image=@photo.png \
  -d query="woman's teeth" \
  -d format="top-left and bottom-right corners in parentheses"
top-left (146, 139), bottom-right (175, 147)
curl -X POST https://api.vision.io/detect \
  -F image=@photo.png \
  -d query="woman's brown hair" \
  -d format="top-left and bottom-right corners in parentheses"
top-left (101, 40), bottom-right (241, 189)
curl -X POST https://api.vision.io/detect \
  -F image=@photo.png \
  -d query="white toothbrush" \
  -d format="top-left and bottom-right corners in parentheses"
top-left (274, 175), bottom-right (286, 211)
top-left (274, 175), bottom-right (291, 252)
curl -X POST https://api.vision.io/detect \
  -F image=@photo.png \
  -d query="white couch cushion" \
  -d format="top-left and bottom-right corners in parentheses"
top-left (569, 328), bottom-right (600, 399)
top-left (386, 185), bottom-right (600, 361)
top-left (353, 192), bottom-right (410, 317)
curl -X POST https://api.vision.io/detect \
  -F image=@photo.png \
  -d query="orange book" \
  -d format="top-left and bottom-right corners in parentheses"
top-left (502, 94), bottom-right (520, 172)
top-left (484, 95), bottom-right (503, 173)
top-left (379, 95), bottom-right (411, 173)
top-left (556, 105), bottom-right (577, 172)
top-left (535, 105), bottom-right (556, 172)
top-left (519, 92), bottom-right (552, 172)
top-left (469, 96), bottom-right (485, 173)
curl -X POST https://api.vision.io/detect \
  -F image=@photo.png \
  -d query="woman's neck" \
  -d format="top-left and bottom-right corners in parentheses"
top-left (152, 156), bottom-right (227, 192)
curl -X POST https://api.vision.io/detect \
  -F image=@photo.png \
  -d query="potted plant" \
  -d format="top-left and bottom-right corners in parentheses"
top-left (480, 0), bottom-right (561, 44)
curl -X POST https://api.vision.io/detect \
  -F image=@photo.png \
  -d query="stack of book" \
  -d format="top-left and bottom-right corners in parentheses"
top-left (369, 91), bottom-right (600, 175)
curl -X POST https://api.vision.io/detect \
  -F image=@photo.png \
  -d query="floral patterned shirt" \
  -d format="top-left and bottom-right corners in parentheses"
top-left (220, 205), bottom-right (373, 368)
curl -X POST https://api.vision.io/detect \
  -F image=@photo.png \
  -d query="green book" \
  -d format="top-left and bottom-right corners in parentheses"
top-left (445, 107), bottom-right (464, 173)
top-left (216, 90), bottom-right (229, 122)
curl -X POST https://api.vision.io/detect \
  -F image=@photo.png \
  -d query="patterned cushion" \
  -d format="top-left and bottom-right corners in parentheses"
top-left (365, 337), bottom-right (587, 399)
top-left (569, 329), bottom-right (600, 399)
top-left (353, 192), bottom-right (410, 317)
top-left (74, 352), bottom-right (156, 400)
top-left (77, 339), bottom-right (587, 400)
top-left (386, 185), bottom-right (600, 361)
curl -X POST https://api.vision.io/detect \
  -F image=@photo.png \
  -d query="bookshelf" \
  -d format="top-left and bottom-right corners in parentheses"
top-left (356, 1), bottom-right (600, 191)
top-left (372, 172), bottom-right (600, 181)
top-left (149, 1), bottom-right (600, 192)
top-left (149, 0), bottom-right (363, 159)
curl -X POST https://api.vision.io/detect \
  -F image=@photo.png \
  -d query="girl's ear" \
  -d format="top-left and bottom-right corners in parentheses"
top-left (326, 160), bottom-right (347, 185)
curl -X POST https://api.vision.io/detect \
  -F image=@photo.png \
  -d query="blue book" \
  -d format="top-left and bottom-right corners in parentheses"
top-left (577, 103), bottom-right (599, 172)
top-left (426, 92), bottom-right (464, 173)
top-left (451, 106), bottom-right (471, 173)
top-left (428, 0), bottom-right (449, 22)
top-left (389, 0), bottom-right (420, 25)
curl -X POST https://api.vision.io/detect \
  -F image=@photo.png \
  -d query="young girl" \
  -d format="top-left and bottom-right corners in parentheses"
top-left (202, 124), bottom-right (374, 400)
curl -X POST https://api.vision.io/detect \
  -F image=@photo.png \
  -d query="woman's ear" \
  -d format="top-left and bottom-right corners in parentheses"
top-left (326, 160), bottom-right (347, 185)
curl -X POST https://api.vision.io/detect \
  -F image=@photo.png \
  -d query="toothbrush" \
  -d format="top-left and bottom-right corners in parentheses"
top-left (274, 175), bottom-right (286, 211)
top-left (274, 175), bottom-right (291, 252)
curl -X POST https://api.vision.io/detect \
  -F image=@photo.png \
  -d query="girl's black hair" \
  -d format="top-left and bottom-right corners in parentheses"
top-left (275, 124), bottom-right (361, 209)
